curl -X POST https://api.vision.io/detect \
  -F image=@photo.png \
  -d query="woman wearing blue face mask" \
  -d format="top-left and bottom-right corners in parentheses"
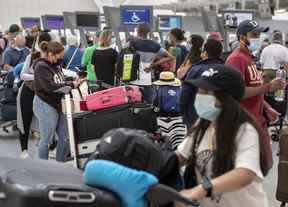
top-left (175, 65), bottom-right (269, 207)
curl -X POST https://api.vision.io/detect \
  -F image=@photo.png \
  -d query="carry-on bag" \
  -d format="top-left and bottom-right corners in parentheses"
top-left (85, 85), bottom-right (142, 111)
top-left (116, 47), bottom-right (140, 82)
top-left (73, 103), bottom-right (158, 143)
top-left (276, 131), bottom-right (288, 207)
top-left (0, 157), bottom-right (120, 207)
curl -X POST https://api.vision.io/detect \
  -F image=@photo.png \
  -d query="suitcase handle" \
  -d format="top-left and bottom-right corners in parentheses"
top-left (48, 190), bottom-right (96, 203)
top-left (100, 96), bottom-right (112, 104)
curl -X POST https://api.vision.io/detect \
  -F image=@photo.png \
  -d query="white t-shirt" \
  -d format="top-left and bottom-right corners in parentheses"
top-left (260, 43), bottom-right (288, 70)
top-left (177, 123), bottom-right (269, 207)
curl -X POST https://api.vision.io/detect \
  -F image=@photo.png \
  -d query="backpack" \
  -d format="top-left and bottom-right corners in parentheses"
top-left (116, 47), bottom-right (140, 83)
top-left (153, 85), bottom-right (181, 115)
top-left (87, 128), bottom-right (182, 193)
top-left (174, 45), bottom-right (188, 70)
top-left (87, 128), bottom-right (164, 177)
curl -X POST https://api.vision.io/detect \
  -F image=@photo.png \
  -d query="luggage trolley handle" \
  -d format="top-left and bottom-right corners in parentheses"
top-left (65, 94), bottom-right (78, 168)
top-left (146, 184), bottom-right (199, 206)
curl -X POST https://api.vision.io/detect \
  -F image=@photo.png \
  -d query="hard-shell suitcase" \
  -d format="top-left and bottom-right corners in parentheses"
top-left (73, 104), bottom-right (158, 143)
top-left (0, 157), bottom-right (120, 207)
top-left (276, 131), bottom-right (288, 207)
top-left (73, 104), bottom-right (133, 142)
top-left (85, 86), bottom-right (142, 111)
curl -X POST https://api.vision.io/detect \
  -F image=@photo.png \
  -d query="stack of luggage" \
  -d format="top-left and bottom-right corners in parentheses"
top-left (66, 85), bottom-right (158, 168)
top-left (152, 72), bottom-right (187, 150)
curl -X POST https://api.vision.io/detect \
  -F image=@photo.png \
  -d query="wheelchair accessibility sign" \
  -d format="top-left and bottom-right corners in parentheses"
top-left (121, 7), bottom-right (152, 26)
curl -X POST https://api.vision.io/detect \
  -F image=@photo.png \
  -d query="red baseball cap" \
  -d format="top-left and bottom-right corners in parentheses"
top-left (207, 32), bottom-right (223, 42)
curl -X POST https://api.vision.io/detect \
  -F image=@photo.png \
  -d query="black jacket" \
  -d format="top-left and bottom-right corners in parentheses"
top-left (34, 59), bottom-right (73, 111)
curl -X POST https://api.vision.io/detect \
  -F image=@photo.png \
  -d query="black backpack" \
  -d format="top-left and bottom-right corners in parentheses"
top-left (116, 47), bottom-right (140, 83)
top-left (87, 128), bottom-right (164, 177)
top-left (87, 128), bottom-right (182, 194)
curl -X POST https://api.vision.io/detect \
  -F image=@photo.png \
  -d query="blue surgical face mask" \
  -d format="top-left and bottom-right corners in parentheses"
top-left (194, 94), bottom-right (221, 122)
top-left (247, 38), bottom-right (261, 52)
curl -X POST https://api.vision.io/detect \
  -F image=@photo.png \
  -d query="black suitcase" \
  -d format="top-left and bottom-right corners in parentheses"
top-left (73, 103), bottom-right (158, 142)
top-left (0, 157), bottom-right (120, 207)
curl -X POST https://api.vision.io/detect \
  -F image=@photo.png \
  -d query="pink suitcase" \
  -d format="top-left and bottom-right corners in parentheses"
top-left (85, 86), bottom-right (142, 111)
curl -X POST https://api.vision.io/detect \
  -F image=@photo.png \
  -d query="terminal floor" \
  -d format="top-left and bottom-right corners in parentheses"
top-left (0, 128), bottom-right (282, 207)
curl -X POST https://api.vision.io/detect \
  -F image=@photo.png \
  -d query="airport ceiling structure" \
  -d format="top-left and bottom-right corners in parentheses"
top-left (93, 0), bottom-right (287, 12)
top-left (94, 0), bottom-right (239, 8)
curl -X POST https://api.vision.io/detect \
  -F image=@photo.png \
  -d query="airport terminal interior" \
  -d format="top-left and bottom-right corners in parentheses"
top-left (0, 0), bottom-right (288, 207)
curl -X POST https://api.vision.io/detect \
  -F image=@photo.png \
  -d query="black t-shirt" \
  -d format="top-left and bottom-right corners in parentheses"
top-left (91, 47), bottom-right (118, 86)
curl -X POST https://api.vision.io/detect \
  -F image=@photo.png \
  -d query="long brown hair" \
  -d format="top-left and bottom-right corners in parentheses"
top-left (99, 30), bottom-right (112, 48)
top-left (183, 34), bottom-right (204, 66)
top-left (188, 91), bottom-right (269, 177)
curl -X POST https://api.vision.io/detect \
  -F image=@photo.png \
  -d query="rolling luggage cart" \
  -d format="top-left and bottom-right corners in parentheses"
top-left (65, 95), bottom-right (199, 207)
top-left (266, 86), bottom-right (288, 142)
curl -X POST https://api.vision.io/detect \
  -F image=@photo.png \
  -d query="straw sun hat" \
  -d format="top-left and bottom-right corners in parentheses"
top-left (153, 71), bottom-right (181, 87)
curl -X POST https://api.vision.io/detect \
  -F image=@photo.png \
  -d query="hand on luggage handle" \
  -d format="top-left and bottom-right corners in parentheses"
top-left (146, 184), bottom-right (199, 206)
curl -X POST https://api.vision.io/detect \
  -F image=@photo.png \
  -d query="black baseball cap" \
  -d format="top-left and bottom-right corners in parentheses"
top-left (237, 20), bottom-right (269, 36)
top-left (185, 65), bottom-right (245, 101)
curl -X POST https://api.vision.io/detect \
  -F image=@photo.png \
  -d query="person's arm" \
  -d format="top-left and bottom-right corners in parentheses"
top-left (226, 57), bottom-right (285, 99)
top-left (245, 78), bottom-right (285, 99)
top-left (0, 39), bottom-right (5, 51)
top-left (175, 133), bottom-right (195, 167)
top-left (177, 61), bottom-right (192, 80)
top-left (152, 48), bottom-right (176, 67)
top-left (176, 124), bottom-right (263, 205)
top-left (91, 50), bottom-right (97, 73)
top-left (2, 50), bottom-right (13, 71)
top-left (176, 168), bottom-right (256, 206)
top-left (81, 48), bottom-right (90, 66)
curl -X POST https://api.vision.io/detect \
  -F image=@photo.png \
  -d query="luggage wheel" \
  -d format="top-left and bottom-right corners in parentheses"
top-left (281, 202), bottom-right (286, 207)
top-left (3, 127), bottom-right (9, 133)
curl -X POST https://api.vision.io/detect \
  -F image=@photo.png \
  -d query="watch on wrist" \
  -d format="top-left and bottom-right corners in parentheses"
top-left (201, 177), bottom-right (213, 198)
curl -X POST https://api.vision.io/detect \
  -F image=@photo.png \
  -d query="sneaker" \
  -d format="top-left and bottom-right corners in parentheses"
top-left (20, 150), bottom-right (30, 159)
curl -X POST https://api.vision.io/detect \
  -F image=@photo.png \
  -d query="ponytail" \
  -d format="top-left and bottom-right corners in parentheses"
top-left (39, 41), bottom-right (49, 52)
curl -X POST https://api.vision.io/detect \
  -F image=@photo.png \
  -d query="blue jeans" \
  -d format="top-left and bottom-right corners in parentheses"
top-left (33, 95), bottom-right (69, 162)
